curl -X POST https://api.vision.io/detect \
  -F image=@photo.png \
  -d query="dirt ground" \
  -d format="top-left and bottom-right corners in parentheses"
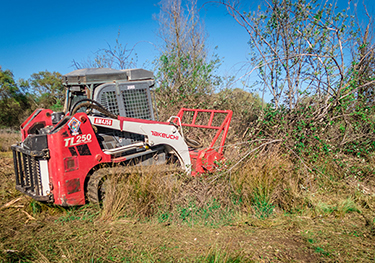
top-left (1, 154), bottom-right (374, 262)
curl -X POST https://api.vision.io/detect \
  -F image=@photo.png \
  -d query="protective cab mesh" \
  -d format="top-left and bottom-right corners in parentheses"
top-left (99, 85), bottom-right (153, 120)
top-left (100, 91), bottom-right (120, 115)
top-left (121, 89), bottom-right (152, 119)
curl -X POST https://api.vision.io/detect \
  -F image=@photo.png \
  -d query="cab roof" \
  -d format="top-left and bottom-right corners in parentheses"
top-left (63, 68), bottom-right (154, 86)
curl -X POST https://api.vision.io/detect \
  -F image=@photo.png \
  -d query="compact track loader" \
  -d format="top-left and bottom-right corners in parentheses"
top-left (11, 68), bottom-right (232, 206)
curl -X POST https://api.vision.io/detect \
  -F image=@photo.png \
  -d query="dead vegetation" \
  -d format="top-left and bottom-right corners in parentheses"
top-left (1, 78), bottom-right (375, 261)
top-left (0, 129), bottom-right (20, 152)
top-left (1, 128), bottom-right (375, 261)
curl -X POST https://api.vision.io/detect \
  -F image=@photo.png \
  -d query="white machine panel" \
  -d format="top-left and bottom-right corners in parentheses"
top-left (39, 160), bottom-right (51, 196)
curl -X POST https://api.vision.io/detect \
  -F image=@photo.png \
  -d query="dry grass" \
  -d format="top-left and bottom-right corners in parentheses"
top-left (231, 148), bottom-right (305, 215)
top-left (99, 145), bottom-right (375, 230)
top-left (0, 129), bottom-right (20, 152)
top-left (0, 155), bottom-right (19, 205)
top-left (100, 165), bottom-right (182, 221)
top-left (0, 141), bottom-right (374, 261)
top-left (100, 165), bottom-right (234, 224)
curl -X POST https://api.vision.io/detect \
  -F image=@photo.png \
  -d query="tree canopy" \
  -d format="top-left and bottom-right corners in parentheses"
top-left (0, 67), bottom-right (30, 128)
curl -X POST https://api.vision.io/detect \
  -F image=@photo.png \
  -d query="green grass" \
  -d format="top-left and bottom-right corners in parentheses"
top-left (162, 199), bottom-right (237, 227)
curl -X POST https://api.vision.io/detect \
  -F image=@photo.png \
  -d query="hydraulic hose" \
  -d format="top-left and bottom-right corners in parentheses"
top-left (70, 99), bottom-right (118, 119)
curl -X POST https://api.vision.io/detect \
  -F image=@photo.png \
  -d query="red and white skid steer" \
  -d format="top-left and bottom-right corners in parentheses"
top-left (11, 68), bottom-right (232, 206)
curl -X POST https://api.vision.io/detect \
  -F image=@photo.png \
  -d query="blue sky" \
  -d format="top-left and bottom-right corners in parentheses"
top-left (0, 0), bottom-right (252, 81)
top-left (1, 0), bottom-right (374, 92)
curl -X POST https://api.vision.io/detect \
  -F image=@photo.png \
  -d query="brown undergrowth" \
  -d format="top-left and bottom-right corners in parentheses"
top-left (99, 144), bottom-right (375, 231)
top-left (1, 147), bottom-right (375, 262)
top-left (1, 128), bottom-right (375, 261)
top-left (100, 165), bottom-right (234, 224)
top-left (231, 148), bottom-right (305, 216)
top-left (0, 129), bottom-right (20, 152)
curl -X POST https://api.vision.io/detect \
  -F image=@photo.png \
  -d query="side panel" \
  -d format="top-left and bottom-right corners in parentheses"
top-left (48, 113), bottom-right (111, 206)
top-left (39, 160), bottom-right (51, 196)
top-left (89, 115), bottom-right (192, 172)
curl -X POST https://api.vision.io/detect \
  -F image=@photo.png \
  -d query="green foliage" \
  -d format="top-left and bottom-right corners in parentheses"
top-left (312, 198), bottom-right (361, 217)
top-left (247, 99), bottom-right (375, 182)
top-left (0, 68), bottom-right (65, 128)
top-left (29, 200), bottom-right (42, 215)
top-left (155, 0), bottom-right (222, 119)
top-left (252, 187), bottom-right (275, 219)
top-left (157, 199), bottom-right (235, 226)
top-left (55, 206), bottom-right (99, 225)
top-left (202, 248), bottom-right (244, 263)
top-left (226, 0), bottom-right (374, 182)
top-left (314, 246), bottom-right (330, 257)
top-left (156, 52), bottom-right (220, 110)
top-left (28, 71), bottom-right (64, 111)
top-left (0, 67), bottom-right (30, 128)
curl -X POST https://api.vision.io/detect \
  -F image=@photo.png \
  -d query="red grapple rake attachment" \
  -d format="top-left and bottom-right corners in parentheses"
top-left (174, 108), bottom-right (233, 176)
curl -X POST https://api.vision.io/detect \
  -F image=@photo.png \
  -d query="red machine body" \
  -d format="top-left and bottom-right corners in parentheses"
top-left (11, 68), bottom-right (233, 206)
top-left (20, 109), bottom-right (53, 140)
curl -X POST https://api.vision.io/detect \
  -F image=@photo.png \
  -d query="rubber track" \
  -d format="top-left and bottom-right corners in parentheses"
top-left (87, 165), bottom-right (184, 204)
top-left (87, 168), bottom-right (113, 204)
top-left (87, 166), bottom-right (152, 204)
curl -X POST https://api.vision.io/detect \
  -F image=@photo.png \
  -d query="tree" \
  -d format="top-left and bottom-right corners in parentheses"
top-left (155, 0), bottom-right (221, 115)
top-left (353, 7), bottom-right (375, 105)
top-left (221, 0), bottom-right (374, 110)
top-left (0, 67), bottom-right (30, 128)
top-left (28, 71), bottom-right (65, 111)
top-left (218, 0), bottom-right (375, 166)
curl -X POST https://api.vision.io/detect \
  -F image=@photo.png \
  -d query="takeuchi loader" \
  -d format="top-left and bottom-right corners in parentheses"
top-left (11, 68), bottom-right (232, 206)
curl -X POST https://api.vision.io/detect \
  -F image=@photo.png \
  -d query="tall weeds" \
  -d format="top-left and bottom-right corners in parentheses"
top-left (231, 147), bottom-right (308, 216)
top-left (100, 165), bottom-right (235, 223)
top-left (99, 147), bottom-right (317, 222)
top-left (100, 166), bottom-right (183, 221)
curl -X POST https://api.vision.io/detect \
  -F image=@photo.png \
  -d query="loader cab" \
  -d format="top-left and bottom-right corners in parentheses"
top-left (63, 68), bottom-right (156, 120)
